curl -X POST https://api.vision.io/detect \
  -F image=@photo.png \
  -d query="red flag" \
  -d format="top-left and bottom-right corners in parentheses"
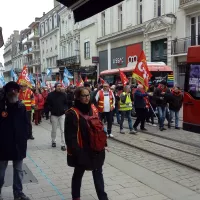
top-left (98, 77), bottom-right (105, 85)
top-left (17, 66), bottom-right (32, 88)
top-left (70, 80), bottom-right (74, 85)
top-left (132, 50), bottom-right (152, 91)
top-left (84, 76), bottom-right (88, 82)
top-left (79, 75), bottom-right (84, 86)
top-left (119, 69), bottom-right (129, 86)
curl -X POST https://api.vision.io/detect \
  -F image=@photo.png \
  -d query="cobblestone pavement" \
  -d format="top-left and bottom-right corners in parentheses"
top-left (111, 124), bottom-right (200, 171)
top-left (1, 121), bottom-right (172, 200)
top-left (108, 139), bottom-right (200, 194)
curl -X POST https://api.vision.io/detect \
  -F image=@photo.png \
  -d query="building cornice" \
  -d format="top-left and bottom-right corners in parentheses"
top-left (40, 28), bottom-right (59, 40)
top-left (96, 24), bottom-right (145, 46)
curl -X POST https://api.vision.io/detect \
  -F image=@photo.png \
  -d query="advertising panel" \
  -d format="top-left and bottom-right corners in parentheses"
top-left (189, 64), bottom-right (200, 96)
top-left (126, 43), bottom-right (143, 68)
top-left (111, 46), bottom-right (126, 69)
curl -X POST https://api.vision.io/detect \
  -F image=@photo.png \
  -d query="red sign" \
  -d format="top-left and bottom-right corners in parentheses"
top-left (92, 57), bottom-right (99, 63)
top-left (126, 43), bottom-right (143, 67)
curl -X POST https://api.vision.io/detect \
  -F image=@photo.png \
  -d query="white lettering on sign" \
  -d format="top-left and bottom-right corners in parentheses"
top-left (113, 57), bottom-right (124, 65)
top-left (128, 55), bottom-right (138, 63)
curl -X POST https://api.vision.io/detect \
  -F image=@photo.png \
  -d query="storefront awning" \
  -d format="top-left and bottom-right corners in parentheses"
top-left (56, 0), bottom-right (124, 22)
top-left (100, 62), bottom-right (173, 76)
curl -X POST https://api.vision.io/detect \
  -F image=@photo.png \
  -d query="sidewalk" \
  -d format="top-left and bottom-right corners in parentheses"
top-left (2, 122), bottom-right (171, 200)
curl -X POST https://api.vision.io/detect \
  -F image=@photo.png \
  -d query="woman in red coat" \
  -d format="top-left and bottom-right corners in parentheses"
top-left (34, 88), bottom-right (44, 125)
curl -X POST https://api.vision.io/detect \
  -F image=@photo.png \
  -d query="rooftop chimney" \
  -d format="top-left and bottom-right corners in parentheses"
top-left (43, 12), bottom-right (46, 16)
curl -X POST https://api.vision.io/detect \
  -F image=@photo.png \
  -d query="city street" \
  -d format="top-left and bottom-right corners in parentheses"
top-left (2, 118), bottom-right (200, 200)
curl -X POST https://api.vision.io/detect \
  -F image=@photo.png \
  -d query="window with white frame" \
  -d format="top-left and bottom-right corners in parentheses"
top-left (154, 0), bottom-right (162, 17)
top-left (49, 17), bottom-right (52, 31)
top-left (54, 14), bottom-right (57, 28)
top-left (191, 16), bottom-right (200, 46)
top-left (137, 0), bottom-right (143, 24)
top-left (118, 4), bottom-right (123, 31)
top-left (84, 41), bottom-right (90, 59)
top-left (41, 24), bottom-right (44, 36)
top-left (102, 12), bottom-right (106, 36)
top-left (45, 20), bottom-right (48, 33)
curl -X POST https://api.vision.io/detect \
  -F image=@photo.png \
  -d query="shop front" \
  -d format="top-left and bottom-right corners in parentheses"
top-left (99, 42), bottom-right (143, 72)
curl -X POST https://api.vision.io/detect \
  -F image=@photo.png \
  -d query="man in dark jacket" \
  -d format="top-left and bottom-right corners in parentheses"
top-left (168, 87), bottom-right (183, 129)
top-left (46, 83), bottom-right (68, 151)
top-left (0, 82), bottom-right (30, 200)
top-left (153, 80), bottom-right (171, 131)
top-left (133, 84), bottom-right (148, 132)
top-left (66, 85), bottom-right (75, 109)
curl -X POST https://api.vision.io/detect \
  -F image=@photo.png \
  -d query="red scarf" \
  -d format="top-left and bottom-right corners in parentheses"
top-left (158, 84), bottom-right (167, 92)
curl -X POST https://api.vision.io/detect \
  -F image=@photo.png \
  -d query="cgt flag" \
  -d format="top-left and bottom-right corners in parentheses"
top-left (119, 69), bottom-right (129, 86)
top-left (17, 66), bottom-right (32, 88)
top-left (132, 50), bottom-right (152, 91)
top-left (0, 27), bottom-right (4, 48)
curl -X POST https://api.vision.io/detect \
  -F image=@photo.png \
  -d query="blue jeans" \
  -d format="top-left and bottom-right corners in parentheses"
top-left (157, 106), bottom-right (167, 128)
top-left (170, 110), bottom-right (179, 128)
top-left (0, 160), bottom-right (24, 198)
top-left (72, 167), bottom-right (108, 200)
top-left (120, 110), bottom-right (133, 131)
top-left (113, 106), bottom-right (120, 123)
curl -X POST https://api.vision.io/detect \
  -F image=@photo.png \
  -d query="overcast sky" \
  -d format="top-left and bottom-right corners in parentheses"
top-left (0, 0), bottom-right (54, 65)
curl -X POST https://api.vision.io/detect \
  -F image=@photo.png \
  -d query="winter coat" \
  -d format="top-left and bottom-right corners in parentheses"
top-left (134, 89), bottom-right (148, 109)
top-left (0, 101), bottom-right (28, 161)
top-left (167, 92), bottom-right (183, 112)
top-left (46, 91), bottom-right (68, 116)
top-left (66, 91), bottom-right (75, 109)
top-left (65, 108), bottom-right (105, 170)
top-left (34, 93), bottom-right (44, 110)
top-left (153, 87), bottom-right (171, 107)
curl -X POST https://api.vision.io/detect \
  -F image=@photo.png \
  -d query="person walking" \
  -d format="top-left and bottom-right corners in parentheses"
top-left (41, 87), bottom-right (49, 120)
top-left (168, 86), bottom-right (183, 129)
top-left (33, 88), bottom-right (44, 125)
top-left (65, 87), bottom-right (108, 200)
top-left (66, 85), bottom-right (75, 109)
top-left (0, 82), bottom-right (30, 200)
top-left (119, 85), bottom-right (136, 134)
top-left (95, 83), bottom-right (115, 137)
top-left (153, 80), bottom-right (171, 131)
top-left (19, 83), bottom-right (35, 140)
top-left (133, 84), bottom-right (149, 132)
top-left (46, 83), bottom-right (67, 151)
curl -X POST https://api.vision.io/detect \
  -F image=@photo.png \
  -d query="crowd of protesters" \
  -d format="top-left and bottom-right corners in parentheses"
top-left (0, 79), bottom-right (183, 200)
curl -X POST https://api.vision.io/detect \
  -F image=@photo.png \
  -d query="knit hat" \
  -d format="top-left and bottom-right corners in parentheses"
top-left (4, 81), bottom-right (20, 93)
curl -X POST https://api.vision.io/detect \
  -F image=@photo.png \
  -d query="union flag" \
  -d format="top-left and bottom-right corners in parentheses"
top-left (17, 66), bottom-right (32, 88)
top-left (132, 50), bottom-right (152, 91)
top-left (119, 69), bottom-right (129, 86)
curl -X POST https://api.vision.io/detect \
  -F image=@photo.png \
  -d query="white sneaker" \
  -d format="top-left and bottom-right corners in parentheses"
top-left (152, 124), bottom-right (157, 127)
top-left (109, 134), bottom-right (114, 138)
top-left (146, 122), bottom-right (151, 125)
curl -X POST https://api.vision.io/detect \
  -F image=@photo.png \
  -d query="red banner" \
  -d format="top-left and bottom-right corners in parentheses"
top-left (17, 66), bottom-right (32, 88)
top-left (132, 50), bottom-right (152, 91)
top-left (119, 69), bottom-right (129, 86)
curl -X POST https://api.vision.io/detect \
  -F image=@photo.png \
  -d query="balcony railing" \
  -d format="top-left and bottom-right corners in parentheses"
top-left (32, 45), bottom-right (40, 52)
top-left (23, 47), bottom-right (33, 55)
top-left (29, 31), bottom-right (39, 40)
top-left (24, 59), bottom-right (41, 67)
top-left (171, 35), bottom-right (200, 55)
top-left (180, 0), bottom-right (200, 9)
top-left (57, 55), bottom-right (80, 67)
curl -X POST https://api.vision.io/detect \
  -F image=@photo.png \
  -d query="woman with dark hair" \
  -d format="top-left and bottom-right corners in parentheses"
top-left (65, 87), bottom-right (108, 200)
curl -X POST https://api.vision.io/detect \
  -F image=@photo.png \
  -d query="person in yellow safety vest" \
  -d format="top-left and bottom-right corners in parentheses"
top-left (119, 85), bottom-right (137, 134)
top-left (19, 83), bottom-right (35, 140)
